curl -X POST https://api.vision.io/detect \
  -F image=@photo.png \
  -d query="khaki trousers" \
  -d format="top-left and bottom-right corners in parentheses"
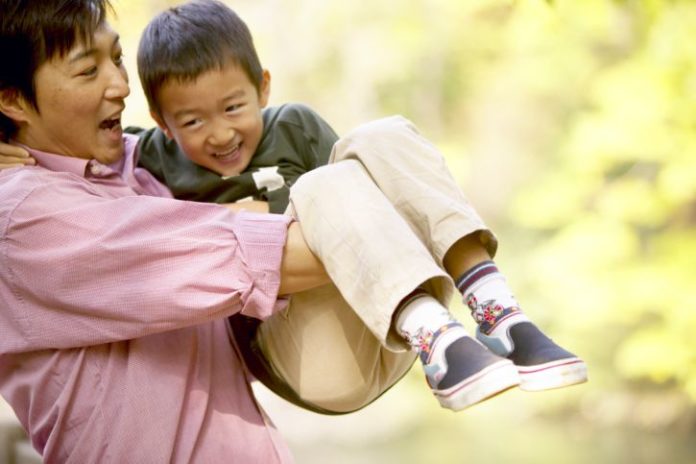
top-left (256, 116), bottom-right (497, 412)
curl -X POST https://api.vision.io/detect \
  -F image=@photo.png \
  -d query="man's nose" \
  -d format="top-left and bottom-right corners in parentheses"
top-left (105, 64), bottom-right (130, 100)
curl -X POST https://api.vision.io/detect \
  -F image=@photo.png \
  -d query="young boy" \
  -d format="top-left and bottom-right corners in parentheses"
top-left (0, 0), bottom-right (587, 414)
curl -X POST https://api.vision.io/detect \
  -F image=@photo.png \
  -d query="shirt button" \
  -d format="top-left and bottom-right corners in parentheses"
top-left (90, 164), bottom-right (105, 176)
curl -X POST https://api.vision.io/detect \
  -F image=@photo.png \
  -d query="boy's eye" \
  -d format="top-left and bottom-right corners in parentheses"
top-left (182, 119), bottom-right (201, 128)
top-left (225, 104), bottom-right (242, 112)
top-left (113, 51), bottom-right (124, 66)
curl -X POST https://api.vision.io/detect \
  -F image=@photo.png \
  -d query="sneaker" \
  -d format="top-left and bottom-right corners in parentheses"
top-left (466, 296), bottom-right (588, 391)
top-left (416, 322), bottom-right (520, 411)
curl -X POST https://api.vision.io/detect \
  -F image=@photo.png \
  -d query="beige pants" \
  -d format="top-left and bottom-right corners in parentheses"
top-left (256, 116), bottom-right (497, 412)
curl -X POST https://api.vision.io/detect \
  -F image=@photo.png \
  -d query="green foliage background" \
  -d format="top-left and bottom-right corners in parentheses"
top-left (112, 0), bottom-right (696, 462)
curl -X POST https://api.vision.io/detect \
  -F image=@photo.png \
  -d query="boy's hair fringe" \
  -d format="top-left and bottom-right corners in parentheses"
top-left (138, 0), bottom-right (264, 118)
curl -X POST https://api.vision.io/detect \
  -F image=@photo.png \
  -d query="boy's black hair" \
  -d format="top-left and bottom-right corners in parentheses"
top-left (138, 0), bottom-right (264, 118)
top-left (0, 0), bottom-right (111, 138)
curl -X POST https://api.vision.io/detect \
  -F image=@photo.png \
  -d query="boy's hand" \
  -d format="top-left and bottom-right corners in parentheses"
top-left (0, 141), bottom-right (35, 169)
top-left (222, 200), bottom-right (270, 214)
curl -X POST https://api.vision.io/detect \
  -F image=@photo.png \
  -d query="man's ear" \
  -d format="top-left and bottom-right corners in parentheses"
top-left (259, 69), bottom-right (271, 108)
top-left (150, 110), bottom-right (174, 139)
top-left (0, 89), bottom-right (31, 124)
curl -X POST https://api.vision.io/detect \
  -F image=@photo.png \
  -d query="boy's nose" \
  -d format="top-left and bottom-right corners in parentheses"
top-left (209, 121), bottom-right (235, 147)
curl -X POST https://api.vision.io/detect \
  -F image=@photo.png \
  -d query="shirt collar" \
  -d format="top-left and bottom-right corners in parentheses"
top-left (16, 135), bottom-right (139, 178)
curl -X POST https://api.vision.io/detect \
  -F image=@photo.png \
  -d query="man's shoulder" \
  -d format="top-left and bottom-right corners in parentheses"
top-left (0, 165), bottom-right (92, 196)
top-left (0, 167), bottom-right (69, 220)
top-left (0, 165), bottom-right (63, 190)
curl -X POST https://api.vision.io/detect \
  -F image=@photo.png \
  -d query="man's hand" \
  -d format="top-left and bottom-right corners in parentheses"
top-left (0, 141), bottom-right (35, 169)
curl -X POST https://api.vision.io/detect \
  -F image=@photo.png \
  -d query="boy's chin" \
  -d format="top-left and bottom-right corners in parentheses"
top-left (216, 166), bottom-right (243, 178)
top-left (213, 159), bottom-right (253, 178)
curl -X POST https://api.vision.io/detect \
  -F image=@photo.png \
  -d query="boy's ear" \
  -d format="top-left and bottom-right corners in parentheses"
top-left (0, 89), bottom-right (31, 124)
top-left (150, 110), bottom-right (174, 139)
top-left (259, 69), bottom-right (271, 108)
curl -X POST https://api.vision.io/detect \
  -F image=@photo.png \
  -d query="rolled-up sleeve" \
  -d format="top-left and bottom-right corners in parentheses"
top-left (0, 172), bottom-right (291, 352)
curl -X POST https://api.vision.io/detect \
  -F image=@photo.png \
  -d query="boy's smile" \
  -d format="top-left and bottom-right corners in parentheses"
top-left (155, 61), bottom-right (270, 177)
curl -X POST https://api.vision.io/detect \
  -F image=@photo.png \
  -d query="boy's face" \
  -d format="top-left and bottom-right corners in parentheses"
top-left (154, 62), bottom-right (270, 177)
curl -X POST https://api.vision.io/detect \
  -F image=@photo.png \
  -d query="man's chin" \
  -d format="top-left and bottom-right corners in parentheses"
top-left (97, 144), bottom-right (125, 165)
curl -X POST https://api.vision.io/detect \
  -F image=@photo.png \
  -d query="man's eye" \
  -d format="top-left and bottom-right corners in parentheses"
top-left (81, 66), bottom-right (98, 77)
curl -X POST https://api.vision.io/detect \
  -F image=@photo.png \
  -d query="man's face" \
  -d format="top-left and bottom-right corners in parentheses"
top-left (20, 23), bottom-right (129, 164)
top-left (155, 62), bottom-right (270, 177)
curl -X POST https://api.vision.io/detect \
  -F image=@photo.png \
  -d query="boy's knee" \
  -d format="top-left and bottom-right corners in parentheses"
top-left (343, 115), bottom-right (418, 143)
top-left (291, 159), bottom-right (363, 195)
top-left (330, 115), bottom-right (428, 165)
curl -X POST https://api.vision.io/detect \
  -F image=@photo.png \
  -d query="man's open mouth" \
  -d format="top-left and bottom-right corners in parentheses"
top-left (99, 116), bottom-right (121, 130)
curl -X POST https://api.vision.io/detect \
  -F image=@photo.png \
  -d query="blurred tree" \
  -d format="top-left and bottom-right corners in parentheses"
top-left (510, 0), bottom-right (696, 414)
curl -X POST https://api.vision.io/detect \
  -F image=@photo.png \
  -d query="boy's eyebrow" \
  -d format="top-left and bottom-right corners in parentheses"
top-left (172, 89), bottom-right (247, 119)
top-left (68, 34), bottom-right (121, 63)
top-left (172, 108), bottom-right (199, 119)
top-left (222, 89), bottom-right (246, 100)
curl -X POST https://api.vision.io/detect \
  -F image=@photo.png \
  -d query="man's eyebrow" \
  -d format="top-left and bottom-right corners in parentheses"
top-left (68, 34), bottom-right (121, 63)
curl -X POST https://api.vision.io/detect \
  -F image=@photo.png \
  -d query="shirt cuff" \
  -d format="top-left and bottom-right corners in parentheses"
top-left (231, 211), bottom-right (292, 320)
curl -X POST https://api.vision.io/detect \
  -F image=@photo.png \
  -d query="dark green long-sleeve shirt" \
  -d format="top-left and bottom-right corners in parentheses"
top-left (127, 103), bottom-right (338, 213)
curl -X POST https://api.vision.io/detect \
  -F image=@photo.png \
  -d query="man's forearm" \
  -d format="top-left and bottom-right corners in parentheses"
top-left (278, 222), bottom-right (329, 295)
top-left (221, 202), bottom-right (327, 294)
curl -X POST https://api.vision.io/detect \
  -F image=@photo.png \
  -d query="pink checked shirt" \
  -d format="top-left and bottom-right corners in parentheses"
top-left (0, 135), bottom-right (294, 463)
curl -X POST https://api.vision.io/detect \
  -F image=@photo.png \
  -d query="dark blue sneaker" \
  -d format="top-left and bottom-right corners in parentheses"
top-left (417, 323), bottom-right (520, 410)
top-left (467, 298), bottom-right (588, 391)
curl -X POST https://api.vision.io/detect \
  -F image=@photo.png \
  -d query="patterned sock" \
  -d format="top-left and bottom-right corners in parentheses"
top-left (394, 290), bottom-right (461, 351)
top-left (455, 261), bottom-right (529, 331)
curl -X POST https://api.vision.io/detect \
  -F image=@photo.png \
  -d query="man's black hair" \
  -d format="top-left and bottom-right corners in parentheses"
top-left (0, 0), bottom-right (112, 138)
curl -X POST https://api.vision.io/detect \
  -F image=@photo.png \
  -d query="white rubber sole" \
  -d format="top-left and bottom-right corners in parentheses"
top-left (517, 357), bottom-right (588, 391)
top-left (434, 359), bottom-right (520, 411)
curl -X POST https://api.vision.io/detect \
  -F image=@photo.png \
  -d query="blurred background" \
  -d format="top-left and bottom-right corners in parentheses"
top-left (2, 0), bottom-right (696, 462)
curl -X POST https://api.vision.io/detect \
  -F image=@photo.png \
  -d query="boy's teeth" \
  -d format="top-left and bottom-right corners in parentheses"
top-left (215, 144), bottom-right (240, 158)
